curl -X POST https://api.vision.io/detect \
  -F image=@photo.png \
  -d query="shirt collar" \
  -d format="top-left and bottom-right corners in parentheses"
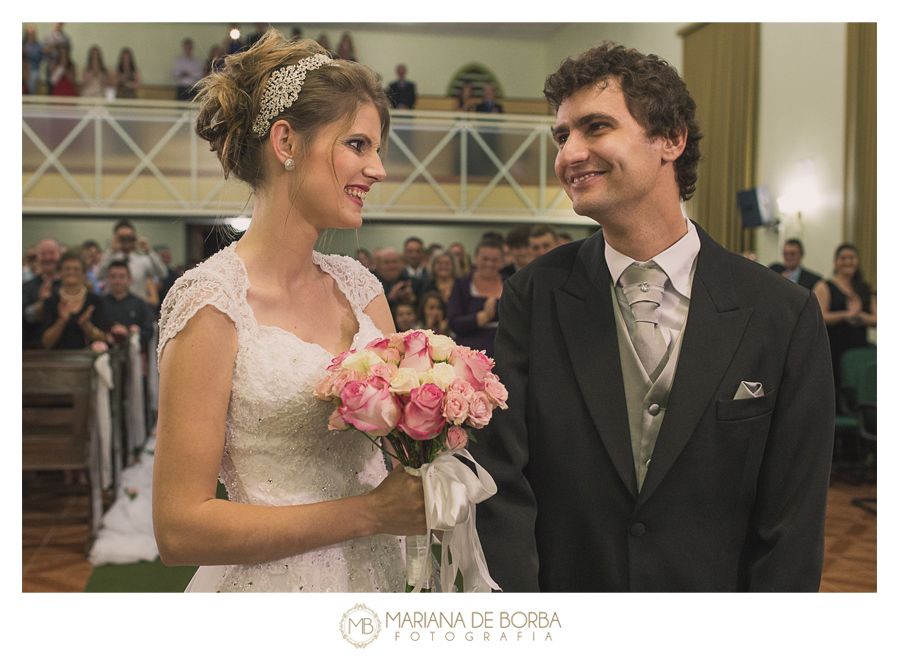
top-left (605, 217), bottom-right (700, 299)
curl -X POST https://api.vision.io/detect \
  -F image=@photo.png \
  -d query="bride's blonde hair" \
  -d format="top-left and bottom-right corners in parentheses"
top-left (194, 29), bottom-right (391, 190)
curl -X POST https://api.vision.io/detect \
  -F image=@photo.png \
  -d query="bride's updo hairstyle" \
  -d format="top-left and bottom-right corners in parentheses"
top-left (194, 29), bottom-right (391, 189)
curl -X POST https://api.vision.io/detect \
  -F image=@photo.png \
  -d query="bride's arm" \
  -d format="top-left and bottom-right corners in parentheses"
top-left (152, 304), bottom-right (424, 567)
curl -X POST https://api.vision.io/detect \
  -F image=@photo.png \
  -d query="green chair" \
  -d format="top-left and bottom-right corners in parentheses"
top-left (851, 360), bottom-right (876, 515)
top-left (833, 346), bottom-right (877, 467)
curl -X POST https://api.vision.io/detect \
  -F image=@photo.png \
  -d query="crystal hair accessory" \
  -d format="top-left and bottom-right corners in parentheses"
top-left (251, 53), bottom-right (334, 137)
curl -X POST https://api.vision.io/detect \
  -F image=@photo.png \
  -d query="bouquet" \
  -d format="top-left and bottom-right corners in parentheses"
top-left (315, 329), bottom-right (505, 592)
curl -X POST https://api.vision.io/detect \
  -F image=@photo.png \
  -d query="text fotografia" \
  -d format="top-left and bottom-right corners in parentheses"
top-left (386, 611), bottom-right (561, 642)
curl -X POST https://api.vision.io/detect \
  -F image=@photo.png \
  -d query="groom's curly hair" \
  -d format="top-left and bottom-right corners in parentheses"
top-left (544, 42), bottom-right (702, 202)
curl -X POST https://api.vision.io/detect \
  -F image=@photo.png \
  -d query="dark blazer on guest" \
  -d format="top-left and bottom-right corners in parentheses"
top-left (470, 223), bottom-right (834, 592)
top-left (796, 267), bottom-right (823, 291)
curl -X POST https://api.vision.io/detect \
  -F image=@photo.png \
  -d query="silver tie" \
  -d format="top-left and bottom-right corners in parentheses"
top-left (620, 264), bottom-right (669, 378)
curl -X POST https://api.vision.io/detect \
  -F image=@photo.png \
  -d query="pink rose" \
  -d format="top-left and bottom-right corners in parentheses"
top-left (327, 408), bottom-right (349, 431)
top-left (339, 379), bottom-right (401, 437)
top-left (442, 390), bottom-right (469, 425)
top-left (400, 331), bottom-right (433, 372)
top-left (445, 425), bottom-right (469, 451)
top-left (466, 391), bottom-right (493, 429)
top-left (450, 347), bottom-right (494, 391)
top-left (483, 373), bottom-right (508, 410)
top-left (327, 350), bottom-right (354, 372)
top-left (314, 372), bottom-right (337, 400)
top-left (365, 337), bottom-right (391, 352)
top-left (448, 377), bottom-right (475, 399)
top-left (368, 361), bottom-right (398, 383)
top-left (399, 383), bottom-right (446, 441)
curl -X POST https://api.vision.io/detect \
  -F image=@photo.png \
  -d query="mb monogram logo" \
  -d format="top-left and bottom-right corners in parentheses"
top-left (340, 604), bottom-right (382, 648)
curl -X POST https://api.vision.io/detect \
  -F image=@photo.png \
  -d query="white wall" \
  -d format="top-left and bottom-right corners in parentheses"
top-left (753, 23), bottom-right (847, 276)
top-left (547, 23), bottom-right (685, 76)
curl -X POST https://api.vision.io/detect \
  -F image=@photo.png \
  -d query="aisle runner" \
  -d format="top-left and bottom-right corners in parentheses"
top-left (88, 438), bottom-right (159, 566)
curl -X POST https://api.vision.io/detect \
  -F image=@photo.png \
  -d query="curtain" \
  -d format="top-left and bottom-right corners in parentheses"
top-left (680, 23), bottom-right (760, 255)
top-left (845, 23), bottom-right (877, 289)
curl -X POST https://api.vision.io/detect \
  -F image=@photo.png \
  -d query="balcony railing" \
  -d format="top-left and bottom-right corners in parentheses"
top-left (23, 97), bottom-right (586, 225)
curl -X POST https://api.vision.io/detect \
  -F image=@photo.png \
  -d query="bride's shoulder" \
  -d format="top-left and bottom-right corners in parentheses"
top-left (314, 252), bottom-right (383, 308)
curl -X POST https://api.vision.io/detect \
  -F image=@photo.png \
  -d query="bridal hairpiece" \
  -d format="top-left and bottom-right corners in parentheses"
top-left (251, 53), bottom-right (334, 137)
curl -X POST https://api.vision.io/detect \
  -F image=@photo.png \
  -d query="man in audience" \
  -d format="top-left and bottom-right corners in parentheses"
top-left (780, 238), bottom-right (822, 290)
top-left (387, 64), bottom-right (417, 109)
top-left (373, 247), bottom-right (421, 311)
top-left (172, 38), bottom-right (205, 101)
top-left (476, 84), bottom-right (504, 114)
top-left (98, 220), bottom-right (168, 303)
top-left (156, 245), bottom-right (180, 304)
top-left (104, 260), bottom-right (153, 351)
top-left (23, 238), bottom-right (61, 349)
top-left (82, 239), bottom-right (103, 294)
top-left (402, 237), bottom-right (430, 285)
top-left (529, 224), bottom-right (559, 259)
top-left (501, 225), bottom-right (533, 277)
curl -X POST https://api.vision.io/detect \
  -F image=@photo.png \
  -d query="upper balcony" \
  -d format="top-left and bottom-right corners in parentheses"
top-left (23, 96), bottom-right (587, 226)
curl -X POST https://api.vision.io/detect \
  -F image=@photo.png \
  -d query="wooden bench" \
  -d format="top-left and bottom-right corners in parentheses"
top-left (22, 349), bottom-right (103, 544)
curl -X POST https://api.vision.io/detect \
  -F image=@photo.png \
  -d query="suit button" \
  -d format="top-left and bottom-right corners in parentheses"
top-left (630, 523), bottom-right (645, 537)
top-left (648, 404), bottom-right (660, 416)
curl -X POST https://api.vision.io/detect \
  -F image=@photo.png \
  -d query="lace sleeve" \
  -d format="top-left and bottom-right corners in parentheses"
top-left (157, 262), bottom-right (246, 365)
top-left (316, 253), bottom-right (384, 310)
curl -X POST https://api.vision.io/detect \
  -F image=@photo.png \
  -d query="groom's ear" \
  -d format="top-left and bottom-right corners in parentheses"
top-left (660, 125), bottom-right (687, 163)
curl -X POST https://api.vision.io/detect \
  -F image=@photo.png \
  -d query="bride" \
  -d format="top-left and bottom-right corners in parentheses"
top-left (152, 30), bottom-right (425, 592)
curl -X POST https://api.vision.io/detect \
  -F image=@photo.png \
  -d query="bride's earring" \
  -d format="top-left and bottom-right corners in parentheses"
top-left (284, 158), bottom-right (295, 172)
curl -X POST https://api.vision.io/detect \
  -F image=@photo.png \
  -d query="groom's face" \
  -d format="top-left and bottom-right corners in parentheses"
top-left (552, 78), bottom-right (672, 222)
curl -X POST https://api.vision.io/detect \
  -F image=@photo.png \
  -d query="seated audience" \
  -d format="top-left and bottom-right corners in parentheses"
top-left (41, 251), bottom-right (109, 350)
top-left (813, 243), bottom-right (877, 404)
top-left (447, 239), bottom-right (507, 358)
top-left (104, 260), bottom-right (154, 351)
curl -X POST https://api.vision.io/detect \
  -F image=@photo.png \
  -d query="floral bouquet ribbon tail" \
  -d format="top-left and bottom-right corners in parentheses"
top-left (405, 449), bottom-right (502, 593)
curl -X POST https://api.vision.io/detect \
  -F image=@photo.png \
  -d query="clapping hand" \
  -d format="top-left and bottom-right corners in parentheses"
top-left (77, 305), bottom-right (95, 331)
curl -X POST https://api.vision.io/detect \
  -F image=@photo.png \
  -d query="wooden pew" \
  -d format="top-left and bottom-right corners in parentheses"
top-left (22, 349), bottom-right (103, 545)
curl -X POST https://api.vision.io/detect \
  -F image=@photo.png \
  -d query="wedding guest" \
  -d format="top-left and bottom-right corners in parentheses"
top-left (500, 225), bottom-right (533, 277)
top-left (49, 44), bottom-right (77, 96)
top-left (172, 38), bottom-right (206, 101)
top-left (206, 45), bottom-right (226, 75)
top-left (402, 236), bottom-right (429, 285)
top-left (23, 238), bottom-right (62, 349)
top-left (81, 239), bottom-right (103, 294)
top-left (448, 241), bottom-right (471, 276)
top-left (453, 82), bottom-right (477, 112)
top-left (418, 290), bottom-right (449, 335)
top-left (23, 25), bottom-right (43, 95)
top-left (354, 248), bottom-right (374, 271)
top-left (813, 243), bottom-right (876, 402)
top-left (781, 239), bottom-right (822, 291)
top-left (373, 247), bottom-right (421, 311)
top-left (337, 33), bottom-right (357, 62)
top-left (475, 84), bottom-right (503, 114)
top-left (387, 64), bottom-right (416, 109)
top-left (104, 260), bottom-right (154, 350)
top-left (97, 221), bottom-right (168, 302)
top-left (447, 239), bottom-right (506, 357)
top-left (424, 249), bottom-right (459, 304)
top-left (41, 251), bottom-right (109, 350)
top-left (41, 22), bottom-right (69, 90)
top-left (392, 301), bottom-right (418, 332)
top-left (81, 46), bottom-right (109, 98)
top-left (114, 48), bottom-right (141, 99)
top-left (529, 223), bottom-right (559, 258)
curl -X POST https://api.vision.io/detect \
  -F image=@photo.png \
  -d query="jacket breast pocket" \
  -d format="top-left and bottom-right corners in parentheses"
top-left (716, 389), bottom-right (777, 422)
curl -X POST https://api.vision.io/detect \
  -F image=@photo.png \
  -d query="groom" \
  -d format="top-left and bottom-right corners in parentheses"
top-left (470, 42), bottom-right (834, 591)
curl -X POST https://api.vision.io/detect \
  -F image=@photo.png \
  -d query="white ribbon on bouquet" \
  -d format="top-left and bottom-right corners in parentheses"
top-left (405, 449), bottom-right (502, 593)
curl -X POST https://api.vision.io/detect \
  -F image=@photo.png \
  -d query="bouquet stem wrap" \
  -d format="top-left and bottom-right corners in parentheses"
top-left (404, 449), bottom-right (501, 593)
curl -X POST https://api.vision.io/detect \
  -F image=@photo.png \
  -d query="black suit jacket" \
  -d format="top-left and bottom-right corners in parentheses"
top-left (387, 80), bottom-right (416, 109)
top-left (796, 267), bottom-right (823, 291)
top-left (471, 224), bottom-right (834, 592)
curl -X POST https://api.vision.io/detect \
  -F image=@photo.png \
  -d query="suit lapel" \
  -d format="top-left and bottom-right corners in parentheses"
top-left (636, 225), bottom-right (752, 506)
top-left (554, 232), bottom-right (637, 498)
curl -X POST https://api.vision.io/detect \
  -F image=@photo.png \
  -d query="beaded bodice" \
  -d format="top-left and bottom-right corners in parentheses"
top-left (157, 243), bottom-right (405, 592)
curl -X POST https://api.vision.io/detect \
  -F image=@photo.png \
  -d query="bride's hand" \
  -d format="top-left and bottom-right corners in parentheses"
top-left (367, 467), bottom-right (426, 536)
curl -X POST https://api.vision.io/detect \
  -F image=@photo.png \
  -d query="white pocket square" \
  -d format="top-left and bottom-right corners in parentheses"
top-left (734, 381), bottom-right (764, 400)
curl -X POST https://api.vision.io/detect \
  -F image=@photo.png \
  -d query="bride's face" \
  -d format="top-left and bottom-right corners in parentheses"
top-left (293, 103), bottom-right (385, 231)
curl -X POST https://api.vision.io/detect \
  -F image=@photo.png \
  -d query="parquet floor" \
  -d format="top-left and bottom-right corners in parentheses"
top-left (22, 472), bottom-right (877, 593)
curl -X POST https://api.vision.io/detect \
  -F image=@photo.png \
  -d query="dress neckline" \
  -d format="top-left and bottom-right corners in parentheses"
top-left (226, 242), bottom-right (369, 359)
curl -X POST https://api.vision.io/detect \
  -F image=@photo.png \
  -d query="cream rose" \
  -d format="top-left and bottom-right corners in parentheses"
top-left (389, 367), bottom-right (421, 395)
top-left (428, 334), bottom-right (455, 362)
top-left (341, 349), bottom-right (383, 374)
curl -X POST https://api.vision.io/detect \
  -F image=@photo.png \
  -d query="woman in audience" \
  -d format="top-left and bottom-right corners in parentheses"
top-left (453, 82), bottom-right (477, 112)
top-left (418, 290), bottom-right (449, 336)
top-left (23, 25), bottom-right (43, 95)
top-left (447, 238), bottom-right (506, 357)
top-left (41, 251), bottom-right (109, 349)
top-left (81, 46), bottom-right (109, 98)
top-left (425, 249), bottom-right (458, 303)
top-left (337, 33), bottom-right (357, 62)
top-left (114, 48), bottom-right (141, 99)
top-left (49, 44), bottom-right (77, 96)
top-left (392, 301), bottom-right (418, 332)
top-left (813, 243), bottom-right (877, 401)
top-left (153, 30), bottom-right (423, 593)
top-left (448, 241), bottom-right (472, 276)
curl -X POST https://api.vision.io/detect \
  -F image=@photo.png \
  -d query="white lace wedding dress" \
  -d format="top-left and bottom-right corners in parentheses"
top-left (157, 243), bottom-right (406, 593)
